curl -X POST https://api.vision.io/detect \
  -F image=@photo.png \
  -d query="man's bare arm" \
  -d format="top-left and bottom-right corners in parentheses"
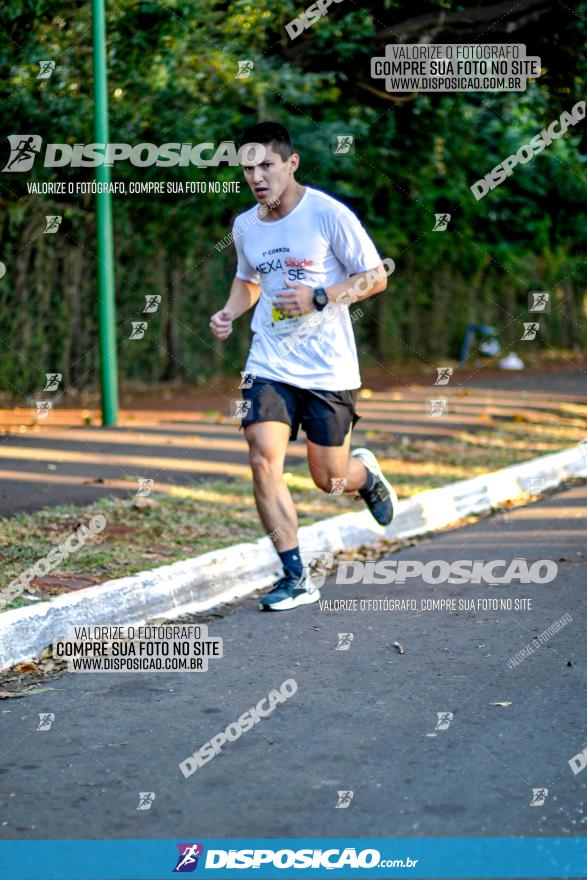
top-left (324, 263), bottom-right (388, 306)
top-left (273, 262), bottom-right (390, 316)
top-left (210, 277), bottom-right (261, 340)
top-left (224, 277), bottom-right (261, 318)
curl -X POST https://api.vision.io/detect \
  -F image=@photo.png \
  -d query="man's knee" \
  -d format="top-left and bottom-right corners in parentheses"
top-left (249, 448), bottom-right (281, 482)
top-left (311, 466), bottom-right (345, 493)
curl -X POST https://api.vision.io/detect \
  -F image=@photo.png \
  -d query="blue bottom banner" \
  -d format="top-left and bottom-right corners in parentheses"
top-left (0, 837), bottom-right (586, 879)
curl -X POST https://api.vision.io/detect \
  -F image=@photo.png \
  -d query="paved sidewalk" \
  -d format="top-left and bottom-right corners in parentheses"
top-left (0, 483), bottom-right (585, 840)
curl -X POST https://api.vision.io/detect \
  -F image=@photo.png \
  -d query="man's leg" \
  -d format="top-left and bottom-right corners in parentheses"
top-left (245, 420), bottom-right (320, 611)
top-left (244, 420), bottom-right (298, 551)
top-left (306, 427), bottom-right (366, 494)
top-left (307, 427), bottom-right (398, 526)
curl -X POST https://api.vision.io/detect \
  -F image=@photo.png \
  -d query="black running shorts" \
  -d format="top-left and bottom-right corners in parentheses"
top-left (240, 378), bottom-right (360, 447)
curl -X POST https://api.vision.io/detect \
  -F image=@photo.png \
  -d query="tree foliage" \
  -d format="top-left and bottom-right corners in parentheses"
top-left (0, 0), bottom-right (585, 393)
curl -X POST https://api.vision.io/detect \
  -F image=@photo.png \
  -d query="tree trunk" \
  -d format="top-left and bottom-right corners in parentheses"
top-left (163, 259), bottom-right (181, 380)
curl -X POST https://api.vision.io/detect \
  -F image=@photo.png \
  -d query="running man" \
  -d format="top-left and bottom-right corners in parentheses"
top-left (210, 122), bottom-right (397, 611)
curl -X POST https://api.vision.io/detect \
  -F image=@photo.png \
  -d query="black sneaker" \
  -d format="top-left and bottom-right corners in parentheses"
top-left (352, 447), bottom-right (398, 526)
top-left (259, 569), bottom-right (320, 612)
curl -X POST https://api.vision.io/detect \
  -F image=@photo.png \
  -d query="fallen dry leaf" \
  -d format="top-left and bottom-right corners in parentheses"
top-left (0, 686), bottom-right (57, 700)
top-left (20, 687), bottom-right (57, 697)
top-left (13, 661), bottom-right (38, 673)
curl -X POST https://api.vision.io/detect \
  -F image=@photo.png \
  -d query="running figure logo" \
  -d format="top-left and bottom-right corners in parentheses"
top-left (434, 367), bottom-right (453, 386)
top-left (528, 291), bottom-right (550, 313)
top-left (44, 372), bottom-right (62, 391)
top-left (332, 135), bottom-right (355, 155)
top-left (530, 788), bottom-right (548, 807)
top-left (173, 843), bottom-right (204, 872)
top-left (44, 215), bottom-right (62, 233)
top-left (37, 713), bottom-right (55, 731)
top-left (235, 60), bottom-right (254, 79)
top-left (303, 551), bottom-right (333, 588)
top-left (136, 792), bottom-right (156, 811)
top-left (37, 60), bottom-right (56, 79)
top-left (3, 135), bottom-right (42, 172)
top-left (136, 478), bottom-right (154, 497)
top-left (143, 294), bottom-right (161, 313)
top-left (435, 711), bottom-right (453, 731)
top-left (427, 397), bottom-right (448, 418)
top-left (129, 321), bottom-right (148, 340)
top-left (433, 213), bottom-right (451, 231)
top-left (336, 633), bottom-right (354, 651)
top-left (521, 322), bottom-right (539, 341)
top-left (231, 399), bottom-right (252, 418)
top-left (34, 400), bottom-right (53, 419)
top-left (335, 790), bottom-right (354, 808)
top-left (527, 477), bottom-right (546, 495)
top-left (329, 477), bottom-right (347, 495)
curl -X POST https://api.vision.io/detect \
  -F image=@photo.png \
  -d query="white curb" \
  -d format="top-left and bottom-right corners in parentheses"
top-left (1, 444), bottom-right (586, 671)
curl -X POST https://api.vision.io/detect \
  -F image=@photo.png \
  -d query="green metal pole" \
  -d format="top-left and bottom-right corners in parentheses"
top-left (92, 0), bottom-right (118, 425)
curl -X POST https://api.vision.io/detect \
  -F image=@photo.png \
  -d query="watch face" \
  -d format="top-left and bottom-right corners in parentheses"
top-left (315, 289), bottom-right (328, 309)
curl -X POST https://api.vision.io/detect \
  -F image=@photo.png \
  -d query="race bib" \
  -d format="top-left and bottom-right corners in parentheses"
top-left (270, 303), bottom-right (310, 336)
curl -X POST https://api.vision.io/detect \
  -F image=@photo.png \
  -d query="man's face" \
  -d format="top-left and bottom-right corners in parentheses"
top-left (242, 143), bottom-right (298, 205)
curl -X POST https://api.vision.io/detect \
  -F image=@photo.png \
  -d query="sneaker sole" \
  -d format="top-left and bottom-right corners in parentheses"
top-left (352, 447), bottom-right (399, 521)
top-left (259, 588), bottom-right (321, 612)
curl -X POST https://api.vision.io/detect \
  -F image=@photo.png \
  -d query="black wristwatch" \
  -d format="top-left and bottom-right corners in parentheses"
top-left (312, 287), bottom-right (329, 311)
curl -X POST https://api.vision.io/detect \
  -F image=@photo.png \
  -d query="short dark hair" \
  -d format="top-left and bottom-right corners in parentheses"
top-left (238, 122), bottom-right (294, 161)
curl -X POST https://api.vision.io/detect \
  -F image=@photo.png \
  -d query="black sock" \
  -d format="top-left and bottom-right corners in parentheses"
top-left (278, 546), bottom-right (303, 579)
top-left (361, 468), bottom-right (375, 491)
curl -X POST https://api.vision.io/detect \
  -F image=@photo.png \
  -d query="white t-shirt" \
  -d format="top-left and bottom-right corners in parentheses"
top-left (232, 186), bottom-right (381, 390)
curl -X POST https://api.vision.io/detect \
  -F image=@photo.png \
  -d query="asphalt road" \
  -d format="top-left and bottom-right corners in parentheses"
top-left (0, 483), bottom-right (585, 845)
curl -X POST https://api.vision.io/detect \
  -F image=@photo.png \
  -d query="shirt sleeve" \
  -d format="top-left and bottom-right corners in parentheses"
top-left (233, 221), bottom-right (260, 284)
top-left (329, 205), bottom-right (382, 275)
